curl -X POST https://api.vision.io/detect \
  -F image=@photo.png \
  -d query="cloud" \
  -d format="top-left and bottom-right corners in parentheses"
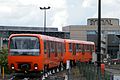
top-left (51, 0), bottom-right (68, 31)
top-left (0, 0), bottom-right (69, 31)
top-left (0, 0), bottom-right (120, 31)
top-left (91, 0), bottom-right (120, 18)
top-left (82, 0), bottom-right (97, 8)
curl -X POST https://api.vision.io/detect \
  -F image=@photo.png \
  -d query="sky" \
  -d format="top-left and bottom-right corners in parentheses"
top-left (0, 0), bottom-right (120, 31)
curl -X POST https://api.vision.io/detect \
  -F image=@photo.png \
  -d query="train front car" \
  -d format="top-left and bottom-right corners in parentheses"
top-left (8, 34), bottom-right (43, 76)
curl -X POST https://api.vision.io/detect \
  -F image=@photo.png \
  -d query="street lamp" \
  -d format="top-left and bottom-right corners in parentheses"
top-left (97, 0), bottom-right (101, 67)
top-left (97, 0), bottom-right (101, 79)
top-left (40, 6), bottom-right (51, 32)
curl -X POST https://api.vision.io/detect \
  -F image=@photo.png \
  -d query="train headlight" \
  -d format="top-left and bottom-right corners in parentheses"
top-left (35, 66), bottom-right (38, 70)
top-left (11, 64), bottom-right (14, 70)
top-left (34, 64), bottom-right (38, 70)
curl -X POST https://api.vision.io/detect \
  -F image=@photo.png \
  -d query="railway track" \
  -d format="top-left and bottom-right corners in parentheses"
top-left (8, 67), bottom-right (66, 80)
top-left (8, 66), bottom-right (83, 80)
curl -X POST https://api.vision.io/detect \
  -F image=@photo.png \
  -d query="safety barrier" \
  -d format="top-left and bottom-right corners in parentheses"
top-left (76, 62), bottom-right (113, 80)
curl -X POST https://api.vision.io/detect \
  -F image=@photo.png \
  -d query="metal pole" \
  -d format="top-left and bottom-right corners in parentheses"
top-left (40, 6), bottom-right (50, 33)
top-left (97, 0), bottom-right (101, 80)
top-left (44, 10), bottom-right (46, 32)
top-left (97, 0), bottom-right (101, 68)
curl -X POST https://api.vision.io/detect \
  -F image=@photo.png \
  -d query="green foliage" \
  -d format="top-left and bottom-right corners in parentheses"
top-left (0, 47), bottom-right (8, 66)
top-left (0, 47), bottom-right (10, 74)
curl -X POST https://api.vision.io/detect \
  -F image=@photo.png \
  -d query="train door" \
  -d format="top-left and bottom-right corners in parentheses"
top-left (73, 43), bottom-right (76, 55)
top-left (57, 42), bottom-right (62, 58)
top-left (76, 43), bottom-right (79, 60)
top-left (81, 44), bottom-right (85, 62)
top-left (47, 41), bottom-right (50, 58)
top-left (44, 40), bottom-right (50, 58)
top-left (78, 44), bottom-right (82, 61)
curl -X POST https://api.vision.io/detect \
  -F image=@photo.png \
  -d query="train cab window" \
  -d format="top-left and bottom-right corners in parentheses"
top-left (10, 36), bottom-right (40, 56)
top-left (69, 43), bottom-right (72, 52)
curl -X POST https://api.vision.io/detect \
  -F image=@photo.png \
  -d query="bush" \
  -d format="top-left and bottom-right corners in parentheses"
top-left (0, 47), bottom-right (8, 66)
top-left (0, 47), bottom-right (10, 74)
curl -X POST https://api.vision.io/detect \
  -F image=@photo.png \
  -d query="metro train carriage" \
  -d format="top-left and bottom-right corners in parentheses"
top-left (8, 34), bottom-right (65, 75)
top-left (63, 39), bottom-right (95, 66)
top-left (7, 34), bottom-right (95, 76)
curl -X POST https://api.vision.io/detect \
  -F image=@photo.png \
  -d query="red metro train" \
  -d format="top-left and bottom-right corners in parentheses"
top-left (8, 34), bottom-right (95, 75)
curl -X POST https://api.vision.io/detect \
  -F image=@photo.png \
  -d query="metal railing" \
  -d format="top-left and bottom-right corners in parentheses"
top-left (76, 61), bottom-right (113, 80)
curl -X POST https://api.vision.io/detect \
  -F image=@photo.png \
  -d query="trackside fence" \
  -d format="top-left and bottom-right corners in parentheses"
top-left (76, 62), bottom-right (113, 80)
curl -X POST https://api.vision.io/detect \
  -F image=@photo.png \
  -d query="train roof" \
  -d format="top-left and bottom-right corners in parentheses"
top-left (65, 39), bottom-right (95, 45)
top-left (40, 34), bottom-right (64, 42)
top-left (9, 34), bottom-right (65, 43)
top-left (9, 34), bottom-right (94, 45)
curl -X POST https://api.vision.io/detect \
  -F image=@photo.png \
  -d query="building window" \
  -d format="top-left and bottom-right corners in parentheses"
top-left (87, 30), bottom-right (97, 35)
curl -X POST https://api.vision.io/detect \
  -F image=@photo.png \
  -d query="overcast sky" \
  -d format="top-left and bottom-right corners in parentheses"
top-left (0, 0), bottom-right (120, 31)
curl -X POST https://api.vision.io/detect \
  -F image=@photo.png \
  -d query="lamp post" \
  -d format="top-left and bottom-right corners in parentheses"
top-left (97, 0), bottom-right (101, 68)
top-left (40, 6), bottom-right (50, 32)
top-left (97, 0), bottom-right (101, 79)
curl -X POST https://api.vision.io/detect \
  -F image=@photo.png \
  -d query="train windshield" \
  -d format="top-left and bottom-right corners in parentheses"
top-left (10, 36), bottom-right (40, 56)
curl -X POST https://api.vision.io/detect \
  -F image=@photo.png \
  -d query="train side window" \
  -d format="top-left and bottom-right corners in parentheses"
top-left (53, 41), bottom-right (55, 52)
top-left (82, 45), bottom-right (85, 52)
top-left (85, 45), bottom-right (87, 51)
top-left (55, 42), bottom-right (57, 57)
top-left (90, 45), bottom-right (92, 52)
top-left (57, 42), bottom-right (60, 53)
top-left (57, 42), bottom-right (59, 53)
top-left (56, 42), bottom-right (59, 53)
top-left (62, 43), bottom-right (65, 53)
top-left (73, 43), bottom-right (76, 55)
top-left (51, 41), bottom-right (55, 53)
top-left (61, 43), bottom-right (64, 53)
top-left (69, 43), bottom-right (72, 52)
top-left (64, 43), bottom-right (66, 52)
top-left (58, 43), bottom-right (62, 53)
top-left (79, 44), bottom-right (82, 52)
top-left (86, 45), bottom-right (90, 51)
top-left (76, 44), bottom-right (79, 52)
top-left (47, 41), bottom-right (50, 58)
top-left (44, 40), bottom-right (47, 54)
top-left (91, 45), bottom-right (94, 52)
